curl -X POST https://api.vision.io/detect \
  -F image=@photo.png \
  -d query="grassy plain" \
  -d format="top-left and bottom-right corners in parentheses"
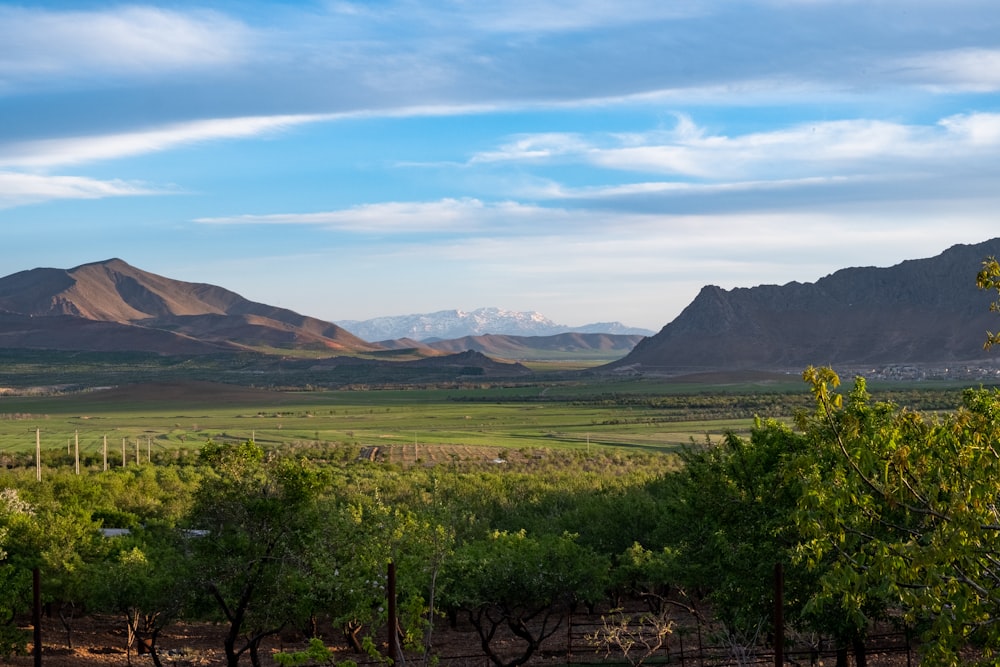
top-left (0, 370), bottom-right (977, 468)
top-left (0, 376), bottom-right (802, 463)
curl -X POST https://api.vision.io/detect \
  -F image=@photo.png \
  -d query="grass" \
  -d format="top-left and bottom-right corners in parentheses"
top-left (0, 368), bottom-right (981, 463)
top-left (0, 379), bottom-right (763, 460)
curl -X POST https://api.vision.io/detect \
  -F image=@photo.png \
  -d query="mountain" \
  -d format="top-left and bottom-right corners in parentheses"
top-left (408, 332), bottom-right (646, 361)
top-left (0, 258), bottom-right (379, 355)
top-left (606, 239), bottom-right (1000, 375)
top-left (336, 307), bottom-right (654, 341)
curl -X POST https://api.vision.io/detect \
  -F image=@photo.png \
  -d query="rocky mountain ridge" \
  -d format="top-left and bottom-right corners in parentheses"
top-left (607, 238), bottom-right (1000, 375)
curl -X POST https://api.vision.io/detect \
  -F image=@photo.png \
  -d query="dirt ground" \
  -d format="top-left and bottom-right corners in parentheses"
top-left (3, 610), bottom-right (933, 666)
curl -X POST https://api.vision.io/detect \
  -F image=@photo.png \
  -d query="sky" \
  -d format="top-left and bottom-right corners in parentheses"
top-left (3, 1), bottom-right (1000, 332)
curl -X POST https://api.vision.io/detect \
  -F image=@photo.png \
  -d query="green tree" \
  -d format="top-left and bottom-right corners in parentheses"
top-left (87, 528), bottom-right (192, 667)
top-left (977, 256), bottom-right (1000, 349)
top-left (0, 488), bottom-right (34, 655)
top-left (188, 440), bottom-right (327, 667)
top-left (440, 529), bottom-right (608, 667)
top-left (796, 367), bottom-right (1000, 665)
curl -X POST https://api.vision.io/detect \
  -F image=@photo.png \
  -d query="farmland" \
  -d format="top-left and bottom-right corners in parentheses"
top-left (0, 372), bottom-right (972, 465)
top-left (0, 368), bottom-right (993, 666)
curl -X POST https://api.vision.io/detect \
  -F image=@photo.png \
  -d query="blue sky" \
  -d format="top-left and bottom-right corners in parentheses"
top-left (3, 1), bottom-right (1000, 332)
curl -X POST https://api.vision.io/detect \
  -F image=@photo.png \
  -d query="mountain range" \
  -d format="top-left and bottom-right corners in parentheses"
top-left (607, 238), bottom-right (1000, 375)
top-left (0, 259), bottom-right (643, 373)
top-left (0, 258), bottom-right (379, 355)
top-left (2, 239), bottom-right (1000, 383)
top-left (336, 308), bottom-right (654, 341)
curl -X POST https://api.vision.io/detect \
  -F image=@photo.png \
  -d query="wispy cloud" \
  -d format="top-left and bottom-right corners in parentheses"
top-left (0, 115), bottom-right (333, 170)
top-left (0, 6), bottom-right (250, 85)
top-left (0, 172), bottom-right (160, 209)
top-left (469, 113), bottom-right (1000, 181)
top-left (896, 48), bottom-right (1000, 93)
top-left (195, 198), bottom-right (565, 233)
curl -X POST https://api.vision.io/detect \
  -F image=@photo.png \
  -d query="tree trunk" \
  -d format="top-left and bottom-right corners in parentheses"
top-left (344, 620), bottom-right (364, 652)
top-left (852, 636), bottom-right (868, 667)
top-left (57, 601), bottom-right (75, 650)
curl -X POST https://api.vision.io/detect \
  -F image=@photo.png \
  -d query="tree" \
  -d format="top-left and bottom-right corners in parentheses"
top-left (658, 413), bottom-right (884, 665)
top-left (977, 256), bottom-right (1000, 349)
top-left (796, 366), bottom-right (1000, 665)
top-left (0, 488), bottom-right (34, 656)
top-left (188, 440), bottom-right (327, 667)
top-left (440, 529), bottom-right (608, 667)
top-left (87, 528), bottom-right (191, 667)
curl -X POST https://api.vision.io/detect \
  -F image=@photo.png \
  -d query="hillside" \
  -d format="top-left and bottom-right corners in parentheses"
top-left (606, 239), bottom-right (1000, 375)
top-left (0, 259), bottom-right (380, 355)
top-left (417, 332), bottom-right (646, 361)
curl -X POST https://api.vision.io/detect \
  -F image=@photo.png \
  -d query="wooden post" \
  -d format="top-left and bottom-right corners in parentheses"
top-left (147, 436), bottom-right (151, 463)
top-left (122, 437), bottom-right (126, 467)
top-left (33, 566), bottom-right (41, 667)
top-left (35, 428), bottom-right (40, 482)
top-left (774, 562), bottom-right (784, 667)
top-left (387, 561), bottom-right (402, 666)
top-left (103, 435), bottom-right (108, 472)
top-left (74, 430), bottom-right (80, 475)
top-left (135, 439), bottom-right (139, 466)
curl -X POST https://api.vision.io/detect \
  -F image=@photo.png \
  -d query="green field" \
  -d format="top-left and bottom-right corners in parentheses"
top-left (0, 372), bottom-right (976, 466)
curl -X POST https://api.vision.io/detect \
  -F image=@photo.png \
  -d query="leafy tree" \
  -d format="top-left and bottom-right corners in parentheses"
top-left (87, 528), bottom-right (192, 667)
top-left (0, 488), bottom-right (34, 655)
top-left (188, 440), bottom-right (327, 667)
top-left (795, 366), bottom-right (1000, 665)
top-left (977, 256), bottom-right (1000, 348)
top-left (440, 529), bottom-right (608, 667)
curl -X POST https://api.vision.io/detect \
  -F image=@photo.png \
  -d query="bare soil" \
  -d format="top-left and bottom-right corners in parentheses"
top-left (6, 609), bottom-right (931, 667)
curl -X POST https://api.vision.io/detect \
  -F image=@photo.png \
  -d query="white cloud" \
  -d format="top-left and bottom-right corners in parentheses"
top-left (896, 48), bottom-right (1000, 92)
top-left (469, 113), bottom-right (1000, 180)
top-left (0, 172), bottom-right (159, 209)
top-left (195, 198), bottom-right (562, 233)
top-left (0, 115), bottom-right (333, 170)
top-left (0, 6), bottom-right (250, 82)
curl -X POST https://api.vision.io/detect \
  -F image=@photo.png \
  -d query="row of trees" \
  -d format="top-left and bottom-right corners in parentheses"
top-left (4, 368), bottom-right (1000, 665)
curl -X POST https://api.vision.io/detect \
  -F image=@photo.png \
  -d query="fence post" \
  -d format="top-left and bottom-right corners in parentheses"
top-left (33, 566), bottom-right (41, 667)
top-left (388, 561), bottom-right (403, 666)
top-left (774, 562), bottom-right (784, 667)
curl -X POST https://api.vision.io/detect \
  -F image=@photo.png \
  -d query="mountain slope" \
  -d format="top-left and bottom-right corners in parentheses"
top-left (337, 307), bottom-right (654, 340)
top-left (607, 239), bottom-right (1000, 374)
top-left (0, 259), bottom-right (379, 355)
top-left (420, 332), bottom-right (645, 361)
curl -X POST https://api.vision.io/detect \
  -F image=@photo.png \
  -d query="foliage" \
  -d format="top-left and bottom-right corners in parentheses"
top-left (796, 366), bottom-right (1000, 665)
top-left (189, 440), bottom-right (329, 667)
top-left (440, 529), bottom-right (608, 667)
top-left (978, 256), bottom-right (1000, 349)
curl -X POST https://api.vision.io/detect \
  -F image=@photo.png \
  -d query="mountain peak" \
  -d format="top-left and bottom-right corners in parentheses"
top-left (0, 259), bottom-right (377, 355)
top-left (608, 238), bottom-right (1000, 374)
top-left (337, 308), bottom-right (654, 341)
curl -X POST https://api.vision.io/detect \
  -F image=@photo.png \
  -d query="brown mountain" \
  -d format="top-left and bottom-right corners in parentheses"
top-left (607, 239), bottom-right (1000, 374)
top-left (418, 332), bottom-right (645, 361)
top-left (0, 259), bottom-right (380, 355)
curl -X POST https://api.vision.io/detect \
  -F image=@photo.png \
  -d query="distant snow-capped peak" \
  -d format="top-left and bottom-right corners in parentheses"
top-left (336, 307), bottom-right (653, 342)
